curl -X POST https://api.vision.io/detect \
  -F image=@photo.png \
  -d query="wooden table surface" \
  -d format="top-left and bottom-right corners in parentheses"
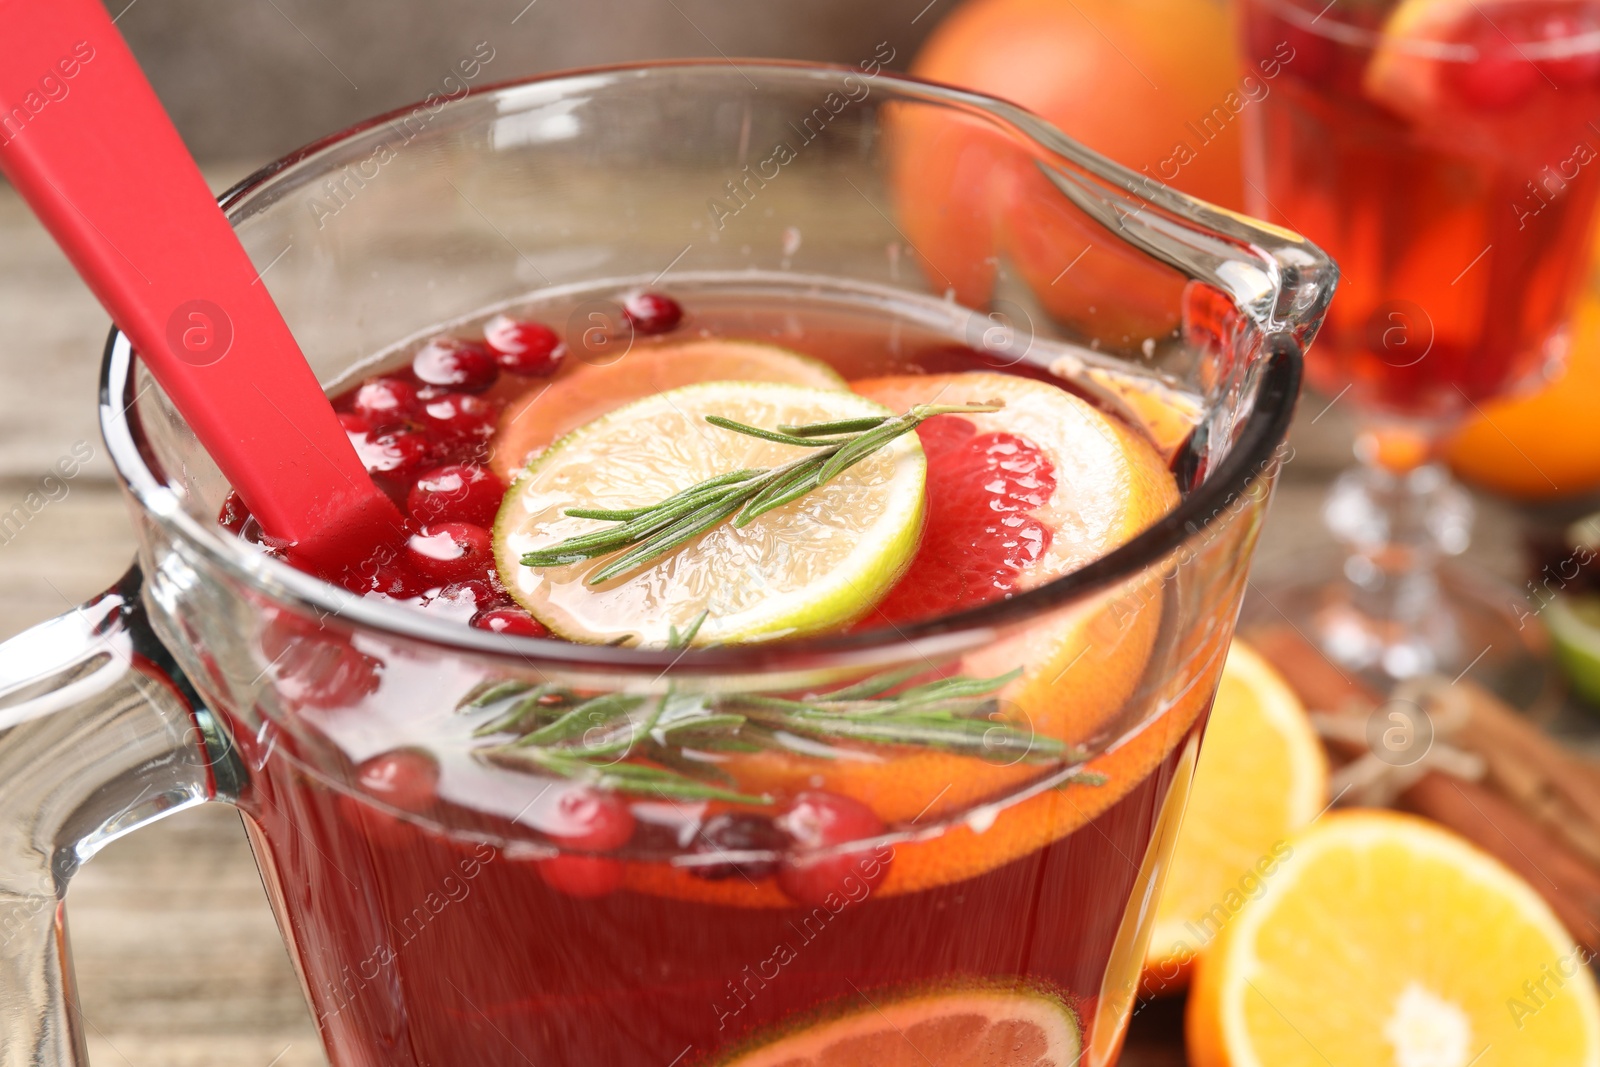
top-left (0, 169), bottom-right (1577, 1067)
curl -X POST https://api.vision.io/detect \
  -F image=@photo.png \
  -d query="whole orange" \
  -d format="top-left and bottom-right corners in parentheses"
top-left (911, 0), bottom-right (1247, 209)
top-left (1446, 286), bottom-right (1600, 500)
top-left (894, 0), bottom-right (1252, 346)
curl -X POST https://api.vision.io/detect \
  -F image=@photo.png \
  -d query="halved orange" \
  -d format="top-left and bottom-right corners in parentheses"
top-left (1142, 640), bottom-right (1327, 994)
top-left (717, 986), bottom-right (1081, 1067)
top-left (1188, 811), bottom-right (1600, 1067)
top-left (490, 339), bottom-right (845, 483)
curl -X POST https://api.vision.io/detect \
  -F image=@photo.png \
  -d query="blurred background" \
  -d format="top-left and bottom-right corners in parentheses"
top-left (109, 0), bottom-right (942, 162)
top-left (8, 1), bottom-right (1600, 1064)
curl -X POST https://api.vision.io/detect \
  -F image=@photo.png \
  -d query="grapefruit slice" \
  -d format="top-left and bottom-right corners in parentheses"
top-left (656, 372), bottom-right (1180, 865)
top-left (718, 987), bottom-right (1081, 1067)
top-left (490, 340), bottom-right (845, 482)
top-left (852, 371), bottom-right (1178, 609)
top-left (1142, 640), bottom-right (1327, 994)
top-left (493, 381), bottom-right (926, 647)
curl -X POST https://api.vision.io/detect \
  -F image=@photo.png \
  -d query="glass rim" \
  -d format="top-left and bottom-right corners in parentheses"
top-left (1256, 0), bottom-right (1600, 61)
top-left (97, 59), bottom-right (1308, 674)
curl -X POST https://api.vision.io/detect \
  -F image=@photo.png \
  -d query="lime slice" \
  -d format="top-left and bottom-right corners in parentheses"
top-left (1547, 594), bottom-right (1600, 707)
top-left (494, 381), bottom-right (926, 646)
top-left (717, 987), bottom-right (1081, 1067)
top-left (490, 340), bottom-right (848, 483)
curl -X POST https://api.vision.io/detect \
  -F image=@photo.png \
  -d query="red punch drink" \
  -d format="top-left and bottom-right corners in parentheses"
top-left (1240, 0), bottom-right (1600, 424)
top-left (225, 282), bottom-right (1246, 1066)
top-left (0, 63), bottom-right (1328, 1067)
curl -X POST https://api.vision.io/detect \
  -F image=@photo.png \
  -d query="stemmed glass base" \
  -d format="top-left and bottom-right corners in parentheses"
top-left (1245, 450), bottom-right (1556, 710)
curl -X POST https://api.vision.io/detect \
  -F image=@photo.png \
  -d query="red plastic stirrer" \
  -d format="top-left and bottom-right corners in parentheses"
top-left (0, 0), bottom-right (403, 569)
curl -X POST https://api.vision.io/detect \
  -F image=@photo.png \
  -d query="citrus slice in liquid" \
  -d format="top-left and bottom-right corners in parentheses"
top-left (723, 371), bottom-right (1181, 817)
top-left (1142, 640), bottom-right (1327, 993)
top-left (494, 381), bottom-right (925, 646)
top-left (622, 371), bottom-right (1186, 906)
top-left (490, 340), bottom-right (846, 482)
top-left (1188, 811), bottom-right (1600, 1067)
top-left (719, 987), bottom-right (1081, 1067)
top-left (1363, 0), bottom-right (1545, 120)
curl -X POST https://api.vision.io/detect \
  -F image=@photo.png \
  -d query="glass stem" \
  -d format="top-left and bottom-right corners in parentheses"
top-left (1321, 431), bottom-right (1475, 680)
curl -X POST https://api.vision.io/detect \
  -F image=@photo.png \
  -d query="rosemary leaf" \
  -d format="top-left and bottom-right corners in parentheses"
top-left (666, 610), bottom-right (710, 650)
top-left (520, 400), bottom-right (1003, 584)
top-left (806, 665), bottom-right (931, 701)
top-left (565, 469), bottom-right (763, 522)
top-left (472, 683), bottom-right (578, 737)
top-left (458, 679), bottom-right (534, 710)
top-left (585, 491), bottom-right (752, 584)
top-left (894, 668), bottom-right (1023, 701)
top-left (1059, 770), bottom-right (1109, 788)
top-left (515, 692), bottom-right (645, 747)
top-left (703, 415), bottom-right (842, 447)
top-left (777, 414), bottom-right (892, 437)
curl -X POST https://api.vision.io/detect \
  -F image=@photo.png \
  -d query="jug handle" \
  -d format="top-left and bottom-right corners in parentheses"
top-left (0, 564), bottom-right (235, 1067)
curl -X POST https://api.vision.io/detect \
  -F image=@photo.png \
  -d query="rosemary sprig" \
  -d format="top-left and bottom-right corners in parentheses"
top-left (456, 665), bottom-right (1086, 803)
top-left (519, 400), bottom-right (1003, 584)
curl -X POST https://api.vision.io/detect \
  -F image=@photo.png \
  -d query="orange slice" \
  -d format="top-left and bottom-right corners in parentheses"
top-left (1142, 640), bottom-right (1327, 994)
top-left (718, 986), bottom-right (1081, 1067)
top-left (490, 339), bottom-right (845, 482)
top-left (1188, 811), bottom-right (1600, 1067)
top-left (1363, 0), bottom-right (1543, 121)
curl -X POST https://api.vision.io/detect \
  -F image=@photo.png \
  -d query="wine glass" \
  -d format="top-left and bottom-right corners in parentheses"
top-left (1237, 0), bottom-right (1600, 700)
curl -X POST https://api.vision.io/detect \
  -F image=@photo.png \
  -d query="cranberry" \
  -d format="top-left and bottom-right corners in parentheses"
top-left (419, 392), bottom-right (499, 445)
top-left (484, 315), bottom-right (566, 376)
top-left (1446, 22), bottom-right (1542, 110)
top-left (413, 337), bottom-right (499, 393)
top-left (689, 812), bottom-right (789, 881)
top-left (1530, 10), bottom-right (1600, 87)
top-left (537, 855), bottom-right (624, 898)
top-left (431, 577), bottom-right (507, 612)
top-left (218, 492), bottom-right (249, 535)
top-left (542, 786), bottom-right (636, 852)
top-left (355, 749), bottom-right (439, 812)
top-left (405, 522), bottom-right (494, 583)
top-left (621, 291), bottom-right (683, 335)
top-left (420, 580), bottom-right (495, 620)
top-left (350, 377), bottom-right (419, 429)
top-left (337, 411), bottom-right (372, 435)
top-left (259, 613), bottom-right (383, 709)
top-left (407, 463), bottom-right (505, 526)
top-left (351, 429), bottom-right (430, 479)
top-left (775, 791), bottom-right (891, 906)
top-left (470, 606), bottom-right (549, 637)
top-left (353, 558), bottom-right (435, 600)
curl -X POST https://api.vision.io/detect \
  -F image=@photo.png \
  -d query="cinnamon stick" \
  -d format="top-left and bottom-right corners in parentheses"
top-left (1242, 622), bottom-right (1600, 954)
